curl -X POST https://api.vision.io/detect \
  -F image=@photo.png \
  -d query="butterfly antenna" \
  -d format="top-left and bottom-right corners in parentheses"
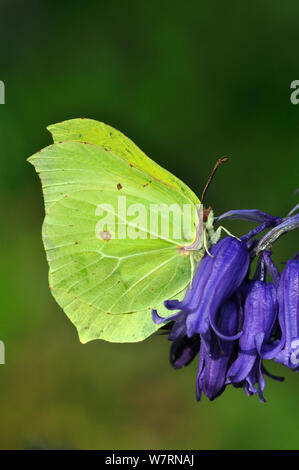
top-left (201, 156), bottom-right (228, 203)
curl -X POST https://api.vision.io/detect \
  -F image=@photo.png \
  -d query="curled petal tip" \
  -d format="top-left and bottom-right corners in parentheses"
top-left (164, 299), bottom-right (182, 310)
top-left (152, 310), bottom-right (165, 325)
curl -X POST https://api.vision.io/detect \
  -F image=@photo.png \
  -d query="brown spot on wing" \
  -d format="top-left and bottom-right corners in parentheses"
top-left (100, 230), bottom-right (112, 242)
top-left (177, 246), bottom-right (191, 256)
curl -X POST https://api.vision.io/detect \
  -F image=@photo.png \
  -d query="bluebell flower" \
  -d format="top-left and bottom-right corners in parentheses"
top-left (226, 277), bottom-right (278, 401)
top-left (153, 236), bottom-right (249, 352)
top-left (152, 204), bottom-right (298, 403)
top-left (274, 254), bottom-right (299, 370)
top-left (196, 297), bottom-right (240, 401)
top-left (170, 335), bottom-right (201, 369)
top-left (240, 357), bottom-right (266, 402)
top-left (235, 357), bottom-right (284, 403)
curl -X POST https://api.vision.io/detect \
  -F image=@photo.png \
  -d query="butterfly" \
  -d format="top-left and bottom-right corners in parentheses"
top-left (28, 119), bottom-right (219, 343)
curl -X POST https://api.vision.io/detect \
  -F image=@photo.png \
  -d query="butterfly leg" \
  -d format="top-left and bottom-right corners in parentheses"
top-left (210, 225), bottom-right (240, 246)
top-left (203, 227), bottom-right (214, 257)
top-left (189, 253), bottom-right (197, 289)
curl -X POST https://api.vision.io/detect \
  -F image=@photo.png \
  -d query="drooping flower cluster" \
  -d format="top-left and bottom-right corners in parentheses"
top-left (153, 206), bottom-right (299, 402)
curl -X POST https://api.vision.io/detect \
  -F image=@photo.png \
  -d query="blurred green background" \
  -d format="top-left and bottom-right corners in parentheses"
top-left (0, 0), bottom-right (299, 450)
